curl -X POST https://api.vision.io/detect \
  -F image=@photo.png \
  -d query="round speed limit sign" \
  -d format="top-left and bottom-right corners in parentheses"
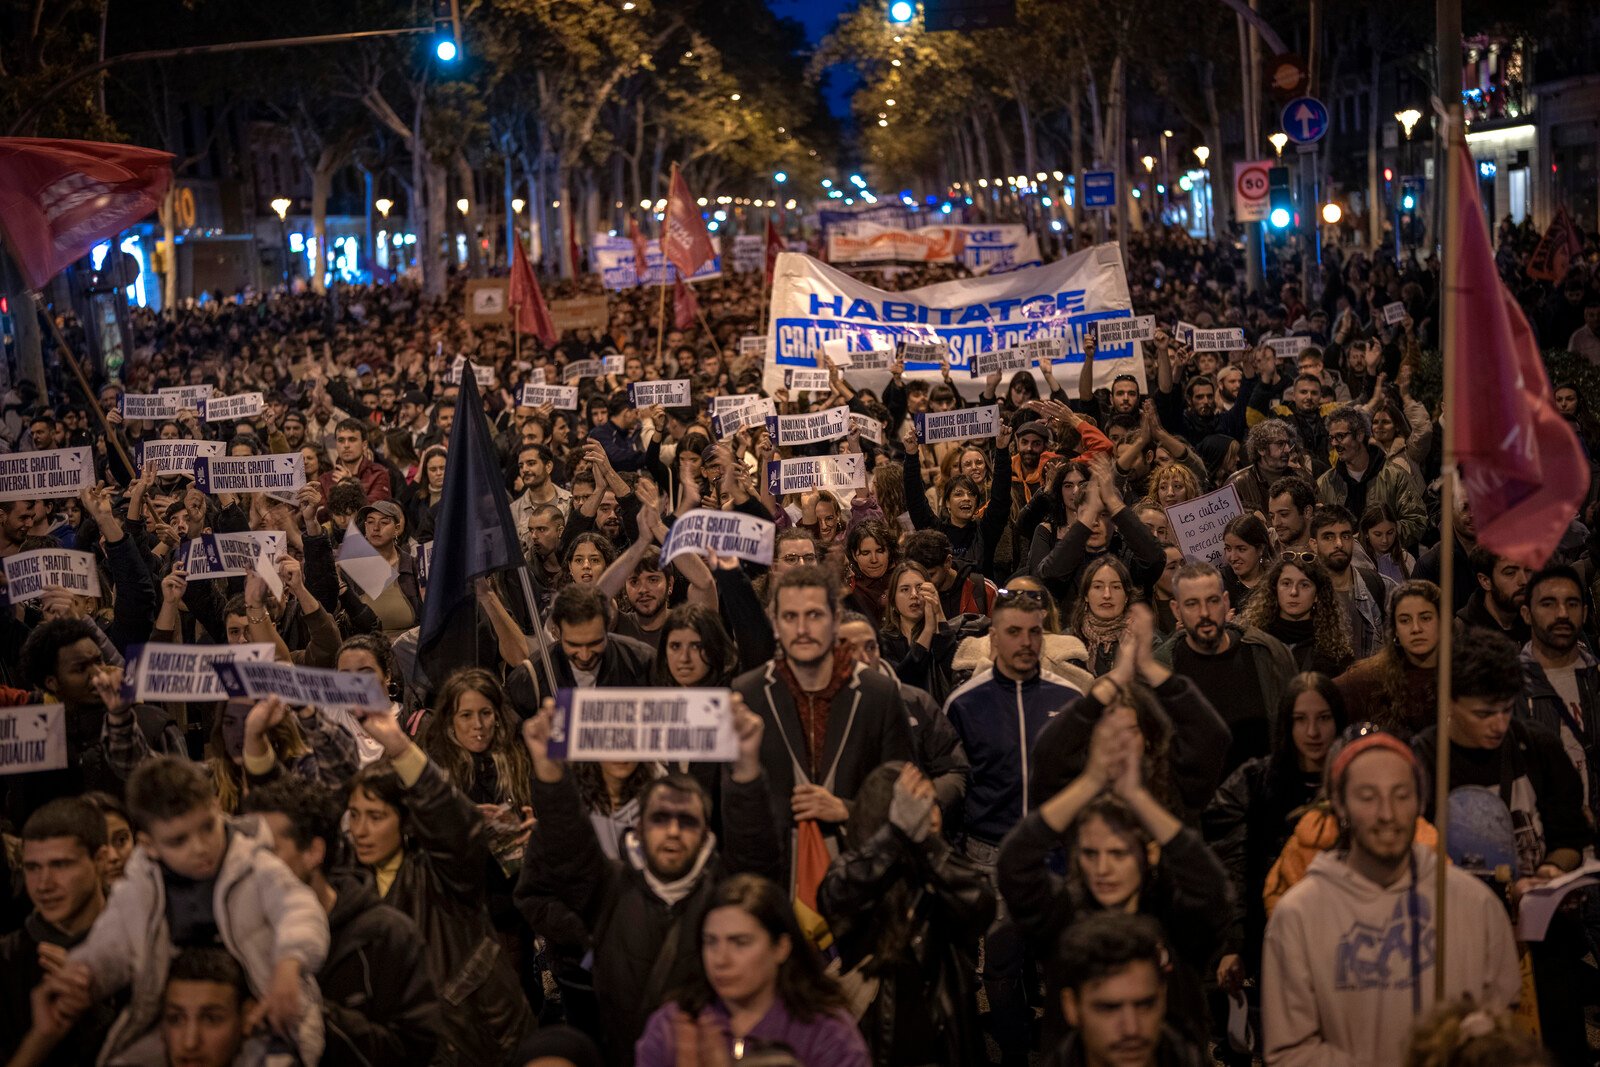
top-left (1235, 163), bottom-right (1271, 220)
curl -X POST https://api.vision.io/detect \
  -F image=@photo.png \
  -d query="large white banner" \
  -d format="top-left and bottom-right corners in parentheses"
top-left (592, 233), bottom-right (722, 291)
top-left (826, 223), bottom-right (1040, 274)
top-left (765, 245), bottom-right (1144, 397)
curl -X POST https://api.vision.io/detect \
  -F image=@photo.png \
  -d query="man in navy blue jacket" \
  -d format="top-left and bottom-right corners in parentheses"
top-left (587, 390), bottom-right (647, 472)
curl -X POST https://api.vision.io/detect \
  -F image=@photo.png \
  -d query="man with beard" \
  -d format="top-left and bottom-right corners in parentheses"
top-left (1254, 373), bottom-right (1334, 470)
top-left (1517, 565), bottom-right (1600, 828)
top-left (1314, 405), bottom-right (1426, 547)
top-left (515, 691), bottom-right (780, 1066)
top-left (601, 542), bottom-right (713, 647)
top-left (279, 409), bottom-right (308, 451)
top-left (734, 566), bottom-right (913, 853)
top-left (562, 440), bottom-right (637, 553)
top-left (1263, 726), bottom-right (1519, 1064)
top-left (1265, 476), bottom-right (1316, 553)
top-left (1458, 546), bottom-right (1531, 644)
top-left (1155, 332), bottom-right (1252, 443)
top-left (1311, 505), bottom-right (1392, 660)
top-left (524, 502), bottom-right (566, 592)
top-left (1227, 404), bottom-right (1292, 515)
top-left (1157, 563), bottom-right (1295, 777)
top-left (501, 585), bottom-right (656, 710)
top-left (396, 391), bottom-right (431, 452)
top-left (510, 442), bottom-right (572, 540)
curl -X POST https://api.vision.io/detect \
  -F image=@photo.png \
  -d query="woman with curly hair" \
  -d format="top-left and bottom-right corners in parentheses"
top-left (1403, 998), bottom-right (1549, 1067)
top-left (1242, 554), bottom-right (1354, 677)
top-left (871, 459), bottom-right (911, 536)
top-left (1146, 460), bottom-right (1202, 509)
top-left (418, 668), bottom-right (533, 814)
top-left (1333, 579), bottom-right (1441, 737)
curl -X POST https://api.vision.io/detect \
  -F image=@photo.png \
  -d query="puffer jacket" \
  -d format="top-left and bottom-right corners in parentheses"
top-left (377, 756), bottom-right (531, 1065)
top-left (70, 814), bottom-right (328, 1067)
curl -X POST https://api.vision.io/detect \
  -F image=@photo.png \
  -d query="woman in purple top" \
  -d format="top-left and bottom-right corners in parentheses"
top-left (635, 874), bottom-right (869, 1067)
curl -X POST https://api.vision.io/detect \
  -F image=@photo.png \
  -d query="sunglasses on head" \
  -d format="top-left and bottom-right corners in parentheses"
top-left (995, 587), bottom-right (1046, 607)
top-left (1281, 551), bottom-right (1318, 565)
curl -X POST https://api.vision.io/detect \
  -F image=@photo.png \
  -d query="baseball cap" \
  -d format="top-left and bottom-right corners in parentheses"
top-left (1016, 420), bottom-right (1051, 442)
top-left (355, 500), bottom-right (404, 529)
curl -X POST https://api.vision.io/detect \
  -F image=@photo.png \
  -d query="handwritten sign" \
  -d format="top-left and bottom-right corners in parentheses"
top-left (563, 359), bottom-right (604, 384)
top-left (765, 406), bottom-right (850, 447)
top-left (1163, 483), bottom-right (1243, 567)
top-left (212, 659), bottom-right (390, 713)
top-left (628, 379), bottom-right (691, 408)
top-left (180, 531), bottom-right (287, 581)
top-left (137, 439), bottom-right (225, 477)
top-left (712, 397), bottom-right (776, 438)
top-left (1094, 316), bottom-right (1156, 346)
top-left (519, 384), bottom-right (579, 410)
top-left (661, 509), bottom-right (775, 566)
top-left (766, 454), bottom-right (866, 496)
top-left (0, 447), bottom-right (93, 502)
top-left (548, 687), bottom-right (738, 762)
top-left (1382, 301), bottom-right (1407, 325)
top-left (193, 453), bottom-right (305, 495)
top-left (126, 642), bottom-right (275, 703)
top-left (970, 346), bottom-right (1031, 379)
top-left (3, 549), bottom-right (100, 604)
top-left (782, 367), bottom-right (831, 393)
top-left (0, 706), bottom-right (66, 776)
top-left (913, 404), bottom-right (1001, 444)
top-left (119, 393), bottom-right (181, 421)
top-left (1191, 328), bottom-right (1248, 352)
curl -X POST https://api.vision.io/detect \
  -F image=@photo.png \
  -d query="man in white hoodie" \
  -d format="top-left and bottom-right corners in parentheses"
top-left (1261, 730), bottom-right (1520, 1065)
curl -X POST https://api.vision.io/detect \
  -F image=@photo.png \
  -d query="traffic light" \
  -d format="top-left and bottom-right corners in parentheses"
top-left (1400, 177), bottom-right (1422, 213)
top-left (1267, 166), bottom-right (1292, 229)
top-left (888, 0), bottom-right (915, 23)
top-left (433, 0), bottom-right (461, 62)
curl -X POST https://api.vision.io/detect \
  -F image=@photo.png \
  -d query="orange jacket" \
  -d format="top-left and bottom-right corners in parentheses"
top-left (1262, 805), bottom-right (1441, 917)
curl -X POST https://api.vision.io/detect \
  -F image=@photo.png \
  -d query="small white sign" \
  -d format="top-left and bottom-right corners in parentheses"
top-left (212, 659), bottom-right (391, 713)
top-left (766, 454), bottom-right (866, 496)
top-left (1382, 301), bottom-right (1407, 325)
top-left (520, 384), bottom-right (580, 410)
top-left (1093, 316), bottom-right (1157, 346)
top-left (913, 404), bottom-right (1002, 444)
top-left (563, 358), bottom-right (604, 383)
top-left (1163, 483), bottom-right (1243, 568)
top-left (1265, 335), bottom-right (1313, 359)
top-left (712, 398), bottom-right (776, 438)
top-left (848, 412), bottom-right (884, 444)
top-left (3, 548), bottom-right (100, 604)
top-left (137, 439), bottom-right (225, 477)
top-left (1190, 328), bottom-right (1248, 353)
top-left (765, 407), bottom-right (851, 447)
top-left (661, 509), bottom-right (776, 567)
top-left (0, 706), bottom-right (67, 775)
top-left (126, 642), bottom-right (275, 703)
top-left (119, 393), bottom-right (181, 421)
top-left (0, 447), bottom-right (93, 502)
top-left (200, 392), bottom-right (265, 422)
top-left (738, 335), bottom-right (768, 357)
top-left (181, 532), bottom-right (287, 580)
top-left (782, 367), bottom-right (831, 393)
top-left (193, 454), bottom-right (305, 495)
top-left (547, 687), bottom-right (739, 762)
top-left (628, 379), bottom-right (691, 408)
top-left (970, 347), bottom-right (1032, 379)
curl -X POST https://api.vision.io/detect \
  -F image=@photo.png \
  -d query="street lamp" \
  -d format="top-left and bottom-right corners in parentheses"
top-left (1321, 202), bottom-right (1343, 224)
top-left (1268, 131), bottom-right (1288, 158)
top-left (269, 198), bottom-right (292, 288)
top-left (1193, 145), bottom-right (1210, 166)
top-left (1395, 108), bottom-right (1422, 140)
top-left (511, 197), bottom-right (525, 214)
top-left (773, 171), bottom-right (787, 183)
top-left (270, 198), bottom-right (291, 221)
top-left (1192, 148), bottom-right (1211, 240)
top-left (456, 198), bottom-right (469, 215)
top-left (374, 197), bottom-right (393, 219)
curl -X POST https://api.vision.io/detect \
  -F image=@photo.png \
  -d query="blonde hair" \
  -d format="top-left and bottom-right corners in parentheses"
top-left (1402, 999), bottom-right (1546, 1067)
top-left (1147, 461), bottom-right (1201, 504)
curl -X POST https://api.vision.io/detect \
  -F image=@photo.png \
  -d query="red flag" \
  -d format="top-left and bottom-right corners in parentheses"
top-left (764, 217), bottom-right (786, 284)
top-left (1449, 143), bottom-right (1589, 568)
top-left (661, 166), bottom-right (715, 280)
top-left (509, 237), bottom-right (557, 347)
top-left (674, 277), bottom-right (699, 331)
top-left (0, 137), bottom-right (173, 290)
top-left (627, 214), bottom-right (649, 280)
top-left (1525, 204), bottom-right (1581, 282)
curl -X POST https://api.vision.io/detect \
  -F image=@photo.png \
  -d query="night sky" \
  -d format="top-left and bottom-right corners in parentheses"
top-left (772, 0), bottom-right (858, 119)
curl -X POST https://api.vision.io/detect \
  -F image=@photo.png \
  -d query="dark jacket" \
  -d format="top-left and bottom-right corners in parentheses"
top-left (514, 768), bottom-right (784, 1066)
top-left (879, 614), bottom-right (987, 707)
top-left (0, 913), bottom-right (116, 1067)
top-left (1040, 1026), bottom-right (1206, 1067)
top-left (377, 758), bottom-right (532, 1065)
top-left (818, 825), bottom-right (995, 1067)
top-left (733, 656), bottom-right (915, 840)
top-left (898, 679), bottom-right (971, 816)
top-left (902, 444), bottom-right (1013, 577)
top-left (505, 631), bottom-right (657, 714)
top-left (1516, 644), bottom-right (1600, 824)
top-left (1029, 675), bottom-right (1232, 827)
top-left (589, 418), bottom-right (648, 472)
top-left (1034, 507), bottom-right (1168, 602)
top-left (319, 871), bottom-right (442, 1067)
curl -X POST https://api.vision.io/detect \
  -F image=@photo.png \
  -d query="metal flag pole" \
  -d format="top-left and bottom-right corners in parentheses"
top-left (515, 565), bottom-right (559, 699)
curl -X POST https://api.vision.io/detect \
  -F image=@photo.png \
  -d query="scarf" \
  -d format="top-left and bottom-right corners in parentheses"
top-left (1077, 610), bottom-right (1130, 656)
top-left (625, 828), bottom-right (718, 907)
top-left (776, 644), bottom-right (855, 781)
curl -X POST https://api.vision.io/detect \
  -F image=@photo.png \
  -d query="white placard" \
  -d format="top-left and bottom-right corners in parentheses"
top-left (522, 366), bottom-right (548, 387)
top-left (765, 406), bottom-right (850, 447)
top-left (603, 355), bottom-right (627, 375)
top-left (766, 454), bottom-right (866, 496)
top-left (193, 453), bottom-right (305, 495)
top-left (119, 393), bottom-right (181, 421)
top-left (414, 541), bottom-right (434, 589)
top-left (821, 337), bottom-right (854, 367)
top-left (1163, 483), bottom-right (1243, 567)
top-left (181, 531), bottom-right (287, 580)
top-left (913, 404), bottom-right (1001, 444)
top-left (712, 397), bottom-right (776, 438)
top-left (1191, 328), bottom-right (1248, 352)
top-left (1265, 335), bottom-right (1313, 358)
top-left (449, 355), bottom-right (497, 387)
top-left (548, 687), bottom-right (738, 762)
top-left (1020, 337), bottom-right (1065, 365)
top-left (970, 346), bottom-right (1031, 379)
top-left (159, 384), bottom-right (215, 409)
top-left (848, 412), bottom-right (884, 444)
top-left (126, 642), bottom-right (275, 703)
top-left (0, 447), bottom-right (93, 502)
top-left (782, 367), bottom-right (831, 393)
top-left (845, 347), bottom-right (896, 371)
top-left (661, 509), bottom-right (776, 567)
top-left (739, 335), bottom-right (768, 357)
top-left (3, 549), bottom-right (100, 604)
top-left (1093, 316), bottom-right (1156, 346)
top-left (1174, 322), bottom-right (1197, 347)
top-left (563, 359), bottom-right (604, 383)
top-left (138, 439), bottom-right (225, 477)
top-left (1382, 301), bottom-right (1407, 325)
top-left (628, 379), bottom-right (691, 407)
top-left (211, 659), bottom-right (391, 713)
top-left (520, 384), bottom-right (579, 410)
top-left (902, 341), bottom-right (949, 364)
top-left (201, 392), bottom-right (265, 422)
top-left (0, 705), bottom-right (66, 775)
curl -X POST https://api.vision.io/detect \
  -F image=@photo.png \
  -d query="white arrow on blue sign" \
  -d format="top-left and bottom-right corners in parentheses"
top-left (1281, 96), bottom-right (1329, 144)
top-left (1082, 170), bottom-right (1117, 208)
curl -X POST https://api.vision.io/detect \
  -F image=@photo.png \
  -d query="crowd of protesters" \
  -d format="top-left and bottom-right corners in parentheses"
top-left (0, 216), bottom-right (1598, 1067)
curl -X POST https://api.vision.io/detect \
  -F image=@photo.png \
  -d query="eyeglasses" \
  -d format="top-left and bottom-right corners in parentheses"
top-left (778, 552), bottom-right (819, 566)
top-left (1281, 551), bottom-right (1318, 565)
top-left (995, 588), bottom-right (1046, 607)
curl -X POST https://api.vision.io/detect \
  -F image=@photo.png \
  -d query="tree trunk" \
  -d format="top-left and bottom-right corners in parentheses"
top-left (426, 159), bottom-right (449, 296)
top-left (1367, 40), bottom-right (1384, 251)
top-left (456, 155), bottom-right (482, 278)
top-left (1012, 74), bottom-right (1039, 183)
top-left (310, 148), bottom-right (337, 294)
top-left (1069, 73), bottom-right (1083, 228)
top-left (970, 112), bottom-right (992, 187)
top-left (161, 184), bottom-right (178, 309)
top-left (557, 168), bottom-right (573, 279)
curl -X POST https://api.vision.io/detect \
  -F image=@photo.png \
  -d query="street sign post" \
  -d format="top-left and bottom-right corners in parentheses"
top-left (1281, 97), bottom-right (1329, 144)
top-left (1082, 170), bottom-right (1116, 208)
top-left (1234, 161), bottom-right (1271, 222)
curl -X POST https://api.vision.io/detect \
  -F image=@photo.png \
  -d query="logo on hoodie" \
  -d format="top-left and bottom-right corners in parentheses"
top-left (1334, 895), bottom-right (1434, 991)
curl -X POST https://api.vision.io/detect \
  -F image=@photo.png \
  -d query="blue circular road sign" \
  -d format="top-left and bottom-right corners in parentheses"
top-left (1281, 96), bottom-right (1329, 144)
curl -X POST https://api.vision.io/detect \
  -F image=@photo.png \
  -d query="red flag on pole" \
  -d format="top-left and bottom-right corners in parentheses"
top-left (661, 166), bottom-right (715, 281)
top-left (1525, 204), bottom-right (1581, 282)
top-left (0, 137), bottom-right (173, 291)
top-left (1449, 144), bottom-right (1589, 568)
top-left (627, 214), bottom-right (650, 280)
top-left (674, 277), bottom-right (699, 331)
top-left (509, 237), bottom-right (557, 347)
top-left (764, 217), bottom-right (786, 284)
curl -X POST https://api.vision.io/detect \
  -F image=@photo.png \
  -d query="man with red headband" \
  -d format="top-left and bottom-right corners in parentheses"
top-left (1259, 726), bottom-right (1519, 1065)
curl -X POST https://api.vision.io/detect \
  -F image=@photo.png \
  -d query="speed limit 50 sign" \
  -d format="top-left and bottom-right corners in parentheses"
top-left (1235, 162), bottom-right (1271, 222)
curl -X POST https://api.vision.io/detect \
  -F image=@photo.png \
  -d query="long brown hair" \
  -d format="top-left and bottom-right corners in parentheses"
top-left (879, 560), bottom-right (930, 639)
top-left (419, 668), bottom-right (533, 810)
top-left (1374, 580), bottom-right (1442, 734)
top-left (1242, 555), bottom-right (1353, 669)
top-left (206, 711), bottom-right (309, 815)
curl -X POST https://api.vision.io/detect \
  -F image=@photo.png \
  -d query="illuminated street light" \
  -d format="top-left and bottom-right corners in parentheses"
top-left (456, 198), bottom-right (469, 215)
top-left (270, 198), bottom-right (291, 221)
top-left (1193, 145), bottom-right (1210, 166)
top-left (1321, 202), bottom-right (1343, 224)
top-left (374, 198), bottom-right (393, 218)
top-left (511, 198), bottom-right (525, 214)
top-left (1141, 156), bottom-right (1154, 173)
top-left (888, 0), bottom-right (914, 23)
top-left (1395, 108), bottom-right (1422, 140)
top-left (1268, 132), bottom-right (1288, 158)
top-left (774, 171), bottom-right (787, 183)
